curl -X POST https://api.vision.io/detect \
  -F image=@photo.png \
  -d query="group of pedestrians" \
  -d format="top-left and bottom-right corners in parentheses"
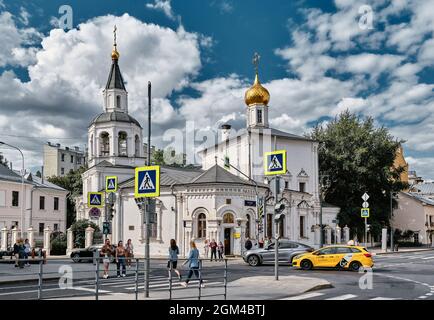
top-left (13, 238), bottom-right (31, 268)
top-left (203, 239), bottom-right (224, 261)
top-left (100, 238), bottom-right (134, 279)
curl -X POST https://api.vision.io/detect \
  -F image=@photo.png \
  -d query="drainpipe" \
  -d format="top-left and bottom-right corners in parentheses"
top-left (171, 184), bottom-right (178, 242)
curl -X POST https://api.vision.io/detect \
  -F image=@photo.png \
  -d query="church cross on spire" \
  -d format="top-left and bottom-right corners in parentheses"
top-left (113, 25), bottom-right (117, 47)
top-left (252, 52), bottom-right (260, 74)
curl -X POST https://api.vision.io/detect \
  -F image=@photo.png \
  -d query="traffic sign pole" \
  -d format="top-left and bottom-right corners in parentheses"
top-left (365, 217), bottom-right (368, 249)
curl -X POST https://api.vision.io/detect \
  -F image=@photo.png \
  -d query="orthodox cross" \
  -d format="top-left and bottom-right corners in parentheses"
top-left (252, 52), bottom-right (260, 74)
top-left (113, 25), bottom-right (117, 46)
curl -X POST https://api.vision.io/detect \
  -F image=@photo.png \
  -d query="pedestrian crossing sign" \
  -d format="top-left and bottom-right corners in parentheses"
top-left (105, 176), bottom-right (118, 193)
top-left (135, 166), bottom-right (160, 198)
top-left (88, 192), bottom-right (104, 208)
top-left (264, 150), bottom-right (286, 175)
top-left (361, 208), bottom-right (370, 218)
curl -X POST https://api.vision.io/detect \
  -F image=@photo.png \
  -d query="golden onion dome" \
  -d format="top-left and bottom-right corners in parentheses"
top-left (244, 73), bottom-right (270, 106)
top-left (111, 45), bottom-right (120, 60)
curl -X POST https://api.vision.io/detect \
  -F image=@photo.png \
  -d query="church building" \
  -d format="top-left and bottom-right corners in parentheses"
top-left (76, 30), bottom-right (339, 256)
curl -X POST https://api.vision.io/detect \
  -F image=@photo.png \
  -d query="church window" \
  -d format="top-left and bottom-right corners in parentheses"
top-left (100, 132), bottom-right (110, 156)
top-left (90, 135), bottom-right (94, 158)
top-left (300, 216), bottom-right (305, 238)
top-left (257, 109), bottom-right (262, 124)
top-left (118, 131), bottom-right (127, 156)
top-left (223, 212), bottom-right (234, 224)
top-left (197, 213), bottom-right (206, 238)
top-left (299, 182), bottom-right (306, 193)
top-left (135, 135), bottom-right (140, 157)
top-left (116, 95), bottom-right (121, 108)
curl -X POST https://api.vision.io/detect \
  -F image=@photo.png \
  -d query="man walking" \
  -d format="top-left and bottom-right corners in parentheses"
top-left (209, 239), bottom-right (217, 261)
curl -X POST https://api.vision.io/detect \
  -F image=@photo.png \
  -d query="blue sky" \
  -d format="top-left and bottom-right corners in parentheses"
top-left (0, 0), bottom-right (433, 179)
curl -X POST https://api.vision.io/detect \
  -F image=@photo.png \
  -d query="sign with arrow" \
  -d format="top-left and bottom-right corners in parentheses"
top-left (134, 166), bottom-right (160, 198)
top-left (88, 192), bottom-right (103, 208)
top-left (105, 176), bottom-right (118, 193)
top-left (264, 150), bottom-right (286, 175)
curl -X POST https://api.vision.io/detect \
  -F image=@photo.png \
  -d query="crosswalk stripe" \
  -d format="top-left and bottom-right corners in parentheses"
top-left (280, 292), bottom-right (325, 300)
top-left (326, 294), bottom-right (357, 300)
top-left (421, 256), bottom-right (434, 260)
top-left (124, 281), bottom-right (222, 290)
top-left (72, 286), bottom-right (110, 293)
top-left (370, 297), bottom-right (399, 300)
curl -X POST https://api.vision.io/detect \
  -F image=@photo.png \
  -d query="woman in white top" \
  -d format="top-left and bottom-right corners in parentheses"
top-left (24, 239), bottom-right (31, 267)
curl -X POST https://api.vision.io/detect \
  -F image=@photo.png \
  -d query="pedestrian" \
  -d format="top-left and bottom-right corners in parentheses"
top-left (115, 240), bottom-right (127, 277)
top-left (203, 239), bottom-right (210, 259)
top-left (259, 238), bottom-right (264, 248)
top-left (264, 236), bottom-right (272, 247)
top-left (24, 239), bottom-right (31, 266)
top-left (217, 241), bottom-right (224, 261)
top-left (181, 241), bottom-right (204, 288)
top-left (13, 239), bottom-right (20, 268)
top-left (101, 239), bottom-right (113, 279)
top-left (245, 237), bottom-right (253, 250)
top-left (167, 239), bottom-right (182, 281)
top-left (17, 239), bottom-right (25, 268)
top-left (209, 239), bottom-right (217, 261)
top-left (125, 239), bottom-right (134, 268)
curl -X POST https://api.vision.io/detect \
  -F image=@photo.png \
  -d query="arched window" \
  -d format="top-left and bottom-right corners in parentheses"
top-left (135, 135), bottom-right (140, 157)
top-left (118, 131), bottom-right (127, 156)
top-left (223, 213), bottom-right (234, 224)
top-left (116, 95), bottom-right (121, 108)
top-left (100, 132), bottom-right (110, 156)
top-left (245, 214), bottom-right (251, 238)
top-left (197, 213), bottom-right (206, 238)
top-left (279, 215), bottom-right (285, 238)
top-left (90, 135), bottom-right (94, 158)
top-left (257, 109), bottom-right (263, 124)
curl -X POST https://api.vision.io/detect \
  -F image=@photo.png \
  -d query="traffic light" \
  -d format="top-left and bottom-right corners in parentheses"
top-left (108, 202), bottom-right (115, 220)
top-left (366, 224), bottom-right (371, 232)
top-left (274, 203), bottom-right (285, 222)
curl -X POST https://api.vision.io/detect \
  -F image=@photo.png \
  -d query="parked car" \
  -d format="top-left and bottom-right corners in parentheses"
top-left (0, 247), bottom-right (14, 259)
top-left (70, 244), bottom-right (116, 263)
top-left (291, 245), bottom-right (374, 271)
top-left (242, 240), bottom-right (314, 266)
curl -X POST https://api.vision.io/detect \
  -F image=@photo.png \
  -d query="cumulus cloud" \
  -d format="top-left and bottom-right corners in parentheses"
top-left (0, 13), bottom-right (202, 168)
top-left (146, 0), bottom-right (176, 21)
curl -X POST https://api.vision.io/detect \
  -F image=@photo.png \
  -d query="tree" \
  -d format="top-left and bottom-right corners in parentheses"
top-left (47, 166), bottom-right (87, 228)
top-left (70, 219), bottom-right (100, 248)
top-left (35, 170), bottom-right (42, 178)
top-left (309, 110), bottom-right (408, 240)
top-left (151, 149), bottom-right (165, 165)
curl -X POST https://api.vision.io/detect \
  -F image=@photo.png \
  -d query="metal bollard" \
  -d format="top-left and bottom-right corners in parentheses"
top-left (224, 259), bottom-right (228, 300)
top-left (37, 259), bottom-right (43, 300)
top-left (135, 259), bottom-right (139, 301)
top-left (169, 263), bottom-right (173, 300)
top-left (95, 257), bottom-right (100, 300)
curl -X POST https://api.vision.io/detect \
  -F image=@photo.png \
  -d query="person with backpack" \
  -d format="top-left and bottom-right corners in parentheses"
top-left (167, 239), bottom-right (182, 281)
top-left (181, 241), bottom-right (204, 288)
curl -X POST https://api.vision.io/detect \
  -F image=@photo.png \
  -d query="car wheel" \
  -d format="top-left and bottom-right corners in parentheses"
top-left (300, 259), bottom-right (313, 270)
top-left (71, 253), bottom-right (81, 263)
top-left (247, 255), bottom-right (260, 267)
top-left (349, 261), bottom-right (361, 272)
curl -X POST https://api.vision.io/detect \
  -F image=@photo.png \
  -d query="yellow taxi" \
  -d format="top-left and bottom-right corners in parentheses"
top-left (291, 245), bottom-right (374, 271)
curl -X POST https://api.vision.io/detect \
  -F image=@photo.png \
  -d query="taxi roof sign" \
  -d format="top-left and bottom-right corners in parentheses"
top-left (264, 150), bottom-right (287, 175)
top-left (106, 176), bottom-right (118, 193)
top-left (135, 166), bottom-right (160, 198)
top-left (88, 192), bottom-right (104, 208)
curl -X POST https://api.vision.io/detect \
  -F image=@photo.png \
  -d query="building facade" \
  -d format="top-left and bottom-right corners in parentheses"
top-left (43, 142), bottom-right (86, 178)
top-left (0, 165), bottom-right (68, 239)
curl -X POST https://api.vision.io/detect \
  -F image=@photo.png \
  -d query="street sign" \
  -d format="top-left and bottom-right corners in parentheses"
top-left (362, 201), bottom-right (369, 208)
top-left (234, 232), bottom-right (241, 239)
top-left (244, 200), bottom-right (256, 207)
top-left (264, 150), bottom-right (286, 175)
top-left (361, 208), bottom-right (370, 218)
top-left (134, 166), bottom-right (160, 198)
top-left (106, 176), bottom-right (118, 193)
top-left (88, 192), bottom-right (103, 208)
top-left (362, 192), bottom-right (369, 201)
top-left (88, 207), bottom-right (101, 219)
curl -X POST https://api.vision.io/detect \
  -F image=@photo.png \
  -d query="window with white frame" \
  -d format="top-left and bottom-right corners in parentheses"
top-left (0, 190), bottom-right (5, 207)
top-left (197, 213), bottom-right (207, 238)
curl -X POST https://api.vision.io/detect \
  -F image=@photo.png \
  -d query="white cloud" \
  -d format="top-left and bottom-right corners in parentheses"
top-left (0, 13), bottom-right (203, 168)
top-left (146, 0), bottom-right (176, 21)
top-left (19, 6), bottom-right (30, 26)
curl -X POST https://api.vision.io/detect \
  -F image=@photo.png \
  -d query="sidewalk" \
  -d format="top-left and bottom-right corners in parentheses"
top-left (48, 275), bottom-right (332, 300)
top-left (370, 247), bottom-right (434, 255)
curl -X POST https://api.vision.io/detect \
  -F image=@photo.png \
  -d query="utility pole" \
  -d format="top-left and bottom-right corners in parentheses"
top-left (390, 191), bottom-right (394, 252)
top-left (144, 81), bottom-right (152, 298)
top-left (274, 177), bottom-right (279, 281)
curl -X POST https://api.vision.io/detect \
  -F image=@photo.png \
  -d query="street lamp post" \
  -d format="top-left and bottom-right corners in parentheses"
top-left (390, 191), bottom-right (394, 252)
top-left (318, 174), bottom-right (330, 248)
top-left (0, 142), bottom-right (25, 238)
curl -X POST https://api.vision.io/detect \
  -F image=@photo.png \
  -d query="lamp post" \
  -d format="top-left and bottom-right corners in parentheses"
top-left (318, 173), bottom-right (330, 248)
top-left (0, 142), bottom-right (25, 238)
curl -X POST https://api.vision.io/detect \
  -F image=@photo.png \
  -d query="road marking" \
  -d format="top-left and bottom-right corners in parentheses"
top-left (326, 294), bottom-right (358, 300)
top-left (426, 293), bottom-right (433, 296)
top-left (370, 297), bottom-right (399, 300)
top-left (421, 256), bottom-right (434, 260)
top-left (124, 281), bottom-right (222, 290)
top-left (280, 292), bottom-right (325, 300)
top-left (418, 296), bottom-right (428, 299)
top-left (71, 286), bottom-right (110, 293)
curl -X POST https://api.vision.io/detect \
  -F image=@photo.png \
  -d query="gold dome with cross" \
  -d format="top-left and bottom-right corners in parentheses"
top-left (244, 52), bottom-right (270, 106)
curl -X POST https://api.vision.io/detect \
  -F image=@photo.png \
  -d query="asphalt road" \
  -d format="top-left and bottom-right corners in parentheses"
top-left (0, 251), bottom-right (433, 300)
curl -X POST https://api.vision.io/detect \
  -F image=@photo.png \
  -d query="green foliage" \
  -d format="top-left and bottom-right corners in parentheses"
top-left (47, 166), bottom-right (87, 227)
top-left (51, 239), bottom-right (67, 255)
top-left (35, 170), bottom-right (42, 178)
top-left (70, 219), bottom-right (100, 248)
top-left (151, 149), bottom-right (165, 165)
top-left (309, 110), bottom-right (408, 239)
